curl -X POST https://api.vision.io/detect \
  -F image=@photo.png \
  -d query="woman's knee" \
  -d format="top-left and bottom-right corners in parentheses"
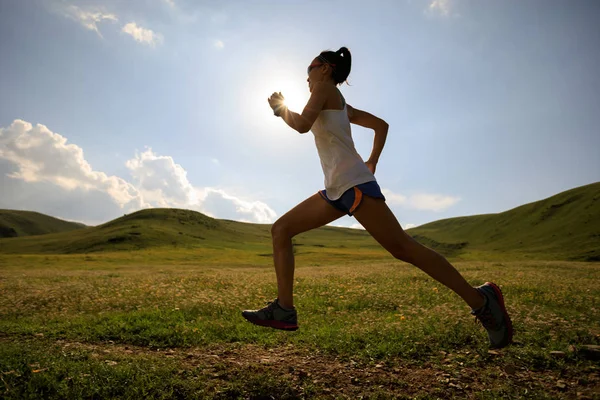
top-left (271, 219), bottom-right (293, 241)
top-left (391, 246), bottom-right (415, 263)
top-left (389, 236), bottom-right (419, 263)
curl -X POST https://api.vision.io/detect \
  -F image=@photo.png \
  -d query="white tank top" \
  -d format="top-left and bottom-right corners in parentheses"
top-left (310, 91), bottom-right (376, 200)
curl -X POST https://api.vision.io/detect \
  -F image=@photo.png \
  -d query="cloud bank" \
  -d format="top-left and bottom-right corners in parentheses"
top-left (0, 120), bottom-right (276, 225)
top-left (382, 188), bottom-right (460, 212)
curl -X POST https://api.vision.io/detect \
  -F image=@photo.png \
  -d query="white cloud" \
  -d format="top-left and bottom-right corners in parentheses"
top-left (196, 188), bottom-right (277, 224)
top-left (349, 223), bottom-right (365, 230)
top-left (214, 40), bottom-right (225, 49)
top-left (382, 188), bottom-right (460, 212)
top-left (59, 5), bottom-right (118, 38)
top-left (126, 148), bottom-right (196, 207)
top-left (381, 190), bottom-right (407, 205)
top-left (428, 0), bottom-right (450, 16)
top-left (426, 0), bottom-right (459, 18)
top-left (163, 0), bottom-right (176, 7)
top-left (0, 120), bottom-right (277, 225)
top-left (0, 160), bottom-right (130, 226)
top-left (0, 120), bottom-right (144, 212)
top-left (404, 223), bottom-right (417, 229)
top-left (125, 149), bottom-right (276, 223)
top-left (408, 193), bottom-right (460, 211)
top-left (122, 22), bottom-right (163, 46)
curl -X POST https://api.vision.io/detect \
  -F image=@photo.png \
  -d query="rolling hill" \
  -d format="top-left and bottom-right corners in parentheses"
top-left (408, 181), bottom-right (600, 261)
top-left (0, 210), bottom-right (86, 238)
top-left (0, 207), bottom-right (378, 255)
top-left (0, 182), bottom-right (598, 261)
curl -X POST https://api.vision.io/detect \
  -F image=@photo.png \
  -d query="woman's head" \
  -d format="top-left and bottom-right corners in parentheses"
top-left (307, 47), bottom-right (351, 91)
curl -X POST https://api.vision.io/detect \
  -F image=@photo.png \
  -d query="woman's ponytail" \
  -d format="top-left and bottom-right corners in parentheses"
top-left (318, 47), bottom-right (352, 85)
top-left (333, 47), bottom-right (351, 84)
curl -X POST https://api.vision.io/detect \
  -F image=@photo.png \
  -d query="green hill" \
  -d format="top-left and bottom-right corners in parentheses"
top-left (0, 182), bottom-right (598, 260)
top-left (0, 210), bottom-right (86, 238)
top-left (0, 208), bottom-right (378, 255)
top-left (408, 182), bottom-right (600, 261)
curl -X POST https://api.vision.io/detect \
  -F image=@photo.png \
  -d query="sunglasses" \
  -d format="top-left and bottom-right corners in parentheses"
top-left (307, 62), bottom-right (336, 75)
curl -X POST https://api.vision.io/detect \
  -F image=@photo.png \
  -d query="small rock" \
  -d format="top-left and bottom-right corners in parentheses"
top-left (375, 364), bottom-right (384, 368)
top-left (550, 351), bottom-right (566, 358)
top-left (556, 380), bottom-right (567, 390)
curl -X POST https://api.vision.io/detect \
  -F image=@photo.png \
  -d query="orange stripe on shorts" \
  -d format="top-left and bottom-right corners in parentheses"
top-left (349, 187), bottom-right (363, 214)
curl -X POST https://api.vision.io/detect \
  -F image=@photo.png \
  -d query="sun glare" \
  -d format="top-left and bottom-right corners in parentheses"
top-left (239, 64), bottom-right (311, 134)
top-left (277, 80), bottom-right (309, 113)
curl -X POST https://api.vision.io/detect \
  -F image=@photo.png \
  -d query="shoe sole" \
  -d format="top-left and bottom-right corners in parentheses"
top-left (242, 314), bottom-right (299, 331)
top-left (485, 281), bottom-right (513, 347)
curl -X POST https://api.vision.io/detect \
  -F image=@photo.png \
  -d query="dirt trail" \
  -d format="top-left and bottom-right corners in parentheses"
top-left (53, 340), bottom-right (599, 399)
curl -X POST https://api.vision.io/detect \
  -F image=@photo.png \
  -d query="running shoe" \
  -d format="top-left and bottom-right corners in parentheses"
top-left (472, 282), bottom-right (513, 348)
top-left (242, 299), bottom-right (299, 331)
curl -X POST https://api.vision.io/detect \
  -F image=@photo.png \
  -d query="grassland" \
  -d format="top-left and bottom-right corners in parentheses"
top-left (1, 251), bottom-right (599, 399)
top-left (0, 182), bottom-right (599, 398)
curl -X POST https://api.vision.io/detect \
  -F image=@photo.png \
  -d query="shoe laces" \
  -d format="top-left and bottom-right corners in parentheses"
top-left (262, 300), bottom-right (279, 318)
top-left (474, 306), bottom-right (497, 330)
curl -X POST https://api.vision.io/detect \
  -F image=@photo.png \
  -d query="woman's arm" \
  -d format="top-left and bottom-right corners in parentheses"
top-left (268, 82), bottom-right (329, 134)
top-left (347, 105), bottom-right (389, 171)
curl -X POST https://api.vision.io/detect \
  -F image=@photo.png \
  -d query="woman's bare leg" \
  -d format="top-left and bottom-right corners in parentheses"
top-left (352, 196), bottom-right (485, 310)
top-left (271, 193), bottom-right (346, 309)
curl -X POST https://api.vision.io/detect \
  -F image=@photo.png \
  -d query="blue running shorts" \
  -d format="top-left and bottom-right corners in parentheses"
top-left (318, 180), bottom-right (386, 216)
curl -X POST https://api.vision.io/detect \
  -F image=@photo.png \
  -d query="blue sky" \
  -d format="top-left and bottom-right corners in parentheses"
top-left (1, 0), bottom-right (599, 228)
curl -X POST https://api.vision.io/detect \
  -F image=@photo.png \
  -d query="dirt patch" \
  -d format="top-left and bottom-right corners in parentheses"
top-left (53, 340), bottom-right (600, 399)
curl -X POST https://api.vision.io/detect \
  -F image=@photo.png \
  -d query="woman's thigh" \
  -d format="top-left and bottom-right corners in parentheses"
top-left (273, 193), bottom-right (346, 238)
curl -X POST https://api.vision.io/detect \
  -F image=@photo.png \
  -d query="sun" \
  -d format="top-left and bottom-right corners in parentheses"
top-left (277, 80), bottom-right (309, 113)
top-left (238, 64), bottom-right (310, 127)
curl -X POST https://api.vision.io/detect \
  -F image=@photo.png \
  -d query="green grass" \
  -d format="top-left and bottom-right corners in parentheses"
top-left (1, 253), bottom-right (598, 399)
top-left (0, 210), bottom-right (85, 239)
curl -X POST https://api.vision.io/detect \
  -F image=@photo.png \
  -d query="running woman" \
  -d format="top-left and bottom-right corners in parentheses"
top-left (242, 47), bottom-right (512, 348)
